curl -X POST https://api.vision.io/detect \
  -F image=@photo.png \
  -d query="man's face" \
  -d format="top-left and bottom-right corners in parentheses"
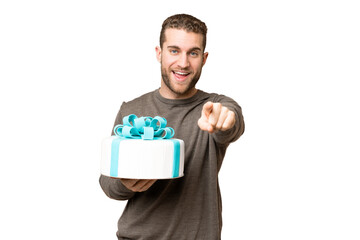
top-left (156, 28), bottom-right (208, 99)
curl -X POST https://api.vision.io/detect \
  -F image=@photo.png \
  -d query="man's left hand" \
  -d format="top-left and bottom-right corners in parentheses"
top-left (198, 101), bottom-right (236, 133)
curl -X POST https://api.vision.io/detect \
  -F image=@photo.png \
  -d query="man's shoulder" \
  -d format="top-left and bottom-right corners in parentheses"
top-left (119, 90), bottom-right (159, 117)
top-left (200, 90), bottom-right (237, 104)
top-left (123, 90), bottom-right (156, 106)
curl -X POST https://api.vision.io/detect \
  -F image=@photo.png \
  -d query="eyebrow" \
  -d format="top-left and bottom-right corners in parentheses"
top-left (167, 45), bottom-right (203, 52)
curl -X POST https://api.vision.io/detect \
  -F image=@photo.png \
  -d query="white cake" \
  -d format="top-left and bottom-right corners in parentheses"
top-left (101, 136), bottom-right (184, 179)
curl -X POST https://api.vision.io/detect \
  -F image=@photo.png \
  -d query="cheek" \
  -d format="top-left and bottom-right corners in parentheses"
top-left (162, 58), bottom-right (176, 70)
top-left (162, 53), bottom-right (182, 66)
top-left (191, 60), bottom-right (203, 71)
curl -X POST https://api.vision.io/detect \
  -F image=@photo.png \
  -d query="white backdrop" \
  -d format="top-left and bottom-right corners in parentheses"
top-left (1, 1), bottom-right (359, 239)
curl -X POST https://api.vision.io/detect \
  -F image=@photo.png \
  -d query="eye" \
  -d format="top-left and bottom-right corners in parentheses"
top-left (170, 49), bottom-right (178, 54)
top-left (190, 51), bottom-right (199, 57)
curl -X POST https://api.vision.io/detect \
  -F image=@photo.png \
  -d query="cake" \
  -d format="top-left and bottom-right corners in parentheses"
top-left (101, 114), bottom-right (185, 179)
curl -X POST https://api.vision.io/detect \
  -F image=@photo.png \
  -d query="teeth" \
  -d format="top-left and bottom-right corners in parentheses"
top-left (175, 71), bottom-right (189, 76)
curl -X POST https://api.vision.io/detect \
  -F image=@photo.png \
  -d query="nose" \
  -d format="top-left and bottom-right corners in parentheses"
top-left (177, 53), bottom-right (190, 69)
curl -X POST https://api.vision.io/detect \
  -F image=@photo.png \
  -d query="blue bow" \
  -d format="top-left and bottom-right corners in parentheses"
top-left (113, 114), bottom-right (175, 140)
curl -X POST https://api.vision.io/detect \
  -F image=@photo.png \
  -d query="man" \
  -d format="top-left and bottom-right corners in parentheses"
top-left (100, 14), bottom-right (245, 239)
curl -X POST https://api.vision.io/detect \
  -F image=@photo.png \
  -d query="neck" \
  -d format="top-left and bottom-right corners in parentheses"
top-left (159, 79), bottom-right (198, 99)
top-left (159, 86), bottom-right (198, 100)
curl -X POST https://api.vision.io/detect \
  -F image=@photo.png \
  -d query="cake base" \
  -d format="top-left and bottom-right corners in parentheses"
top-left (101, 136), bottom-right (184, 179)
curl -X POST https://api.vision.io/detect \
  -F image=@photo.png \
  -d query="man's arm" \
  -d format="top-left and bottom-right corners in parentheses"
top-left (119, 179), bottom-right (157, 192)
top-left (99, 175), bottom-right (136, 200)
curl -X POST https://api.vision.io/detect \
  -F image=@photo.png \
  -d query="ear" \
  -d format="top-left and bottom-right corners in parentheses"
top-left (202, 52), bottom-right (209, 66)
top-left (155, 46), bottom-right (162, 63)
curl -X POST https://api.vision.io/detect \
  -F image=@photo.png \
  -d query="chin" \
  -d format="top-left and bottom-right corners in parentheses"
top-left (174, 86), bottom-right (196, 96)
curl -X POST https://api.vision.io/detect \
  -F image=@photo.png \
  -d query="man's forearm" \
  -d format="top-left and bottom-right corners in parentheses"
top-left (99, 175), bottom-right (135, 200)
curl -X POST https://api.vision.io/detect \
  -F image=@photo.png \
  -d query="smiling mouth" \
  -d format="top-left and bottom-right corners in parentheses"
top-left (172, 71), bottom-right (190, 81)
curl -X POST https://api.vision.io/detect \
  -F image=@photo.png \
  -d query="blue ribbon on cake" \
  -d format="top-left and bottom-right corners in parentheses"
top-left (110, 114), bottom-right (181, 178)
top-left (113, 114), bottom-right (175, 140)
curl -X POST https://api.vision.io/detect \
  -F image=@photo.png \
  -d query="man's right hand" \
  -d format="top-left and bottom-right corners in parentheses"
top-left (119, 178), bottom-right (157, 192)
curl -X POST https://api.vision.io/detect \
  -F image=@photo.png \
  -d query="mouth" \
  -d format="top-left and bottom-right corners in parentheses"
top-left (172, 71), bottom-right (191, 82)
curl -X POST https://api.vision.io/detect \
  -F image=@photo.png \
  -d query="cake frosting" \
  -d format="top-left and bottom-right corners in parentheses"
top-left (101, 115), bottom-right (185, 179)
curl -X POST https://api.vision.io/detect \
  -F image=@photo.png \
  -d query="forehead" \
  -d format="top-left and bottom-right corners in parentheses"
top-left (163, 28), bottom-right (204, 51)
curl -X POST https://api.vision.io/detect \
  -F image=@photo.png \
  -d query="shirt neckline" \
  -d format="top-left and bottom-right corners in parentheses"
top-left (154, 88), bottom-right (207, 105)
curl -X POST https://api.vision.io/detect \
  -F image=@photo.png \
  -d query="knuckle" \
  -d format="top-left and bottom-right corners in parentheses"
top-left (213, 103), bottom-right (222, 109)
top-left (228, 111), bottom-right (235, 119)
top-left (222, 107), bottom-right (229, 114)
top-left (222, 122), bottom-right (230, 130)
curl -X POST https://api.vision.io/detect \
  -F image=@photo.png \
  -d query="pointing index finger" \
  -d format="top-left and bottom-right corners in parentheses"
top-left (202, 101), bottom-right (213, 117)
